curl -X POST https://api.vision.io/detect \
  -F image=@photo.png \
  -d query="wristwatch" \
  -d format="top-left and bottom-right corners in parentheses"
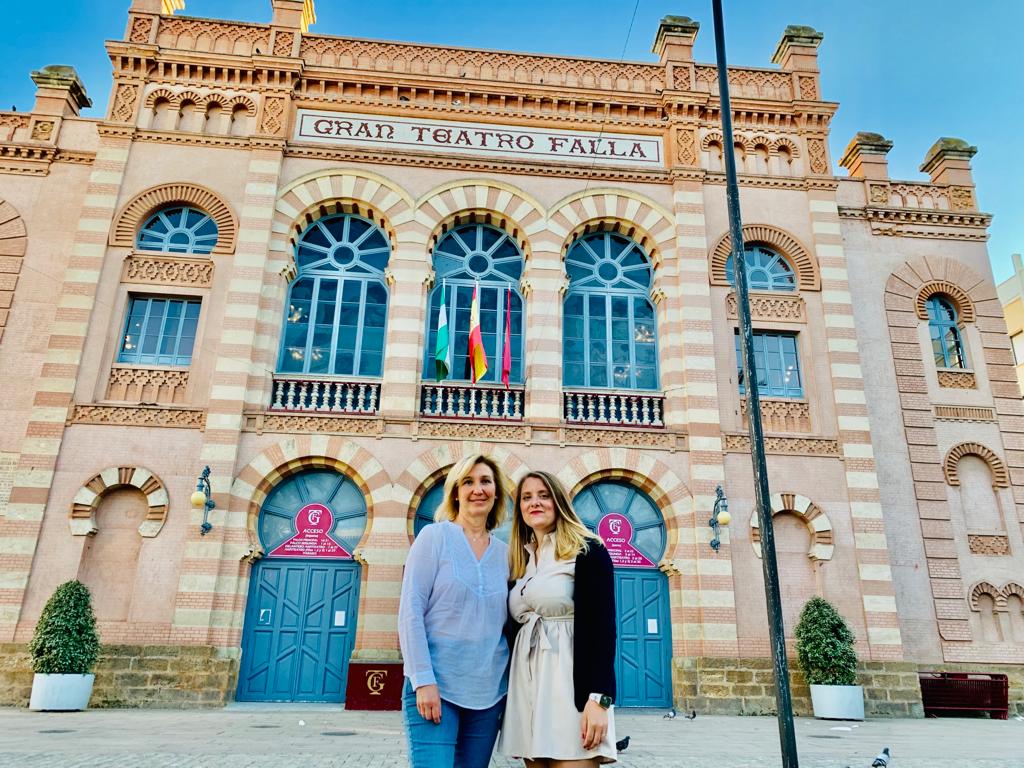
top-left (589, 692), bottom-right (614, 709)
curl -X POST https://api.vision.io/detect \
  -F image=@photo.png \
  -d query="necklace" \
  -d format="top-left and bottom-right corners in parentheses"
top-left (460, 525), bottom-right (489, 544)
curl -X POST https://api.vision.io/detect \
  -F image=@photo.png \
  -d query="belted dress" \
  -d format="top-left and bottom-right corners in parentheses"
top-left (497, 534), bottom-right (616, 763)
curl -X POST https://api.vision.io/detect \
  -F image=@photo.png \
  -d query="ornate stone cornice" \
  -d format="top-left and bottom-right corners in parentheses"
top-left (69, 403), bottom-right (206, 429)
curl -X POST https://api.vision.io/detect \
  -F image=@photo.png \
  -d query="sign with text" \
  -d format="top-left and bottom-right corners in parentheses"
top-left (597, 513), bottom-right (656, 568)
top-left (294, 110), bottom-right (663, 167)
top-left (268, 503), bottom-right (351, 559)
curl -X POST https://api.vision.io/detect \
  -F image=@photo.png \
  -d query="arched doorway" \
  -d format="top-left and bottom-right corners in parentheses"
top-left (574, 480), bottom-right (672, 707)
top-left (237, 468), bottom-right (367, 702)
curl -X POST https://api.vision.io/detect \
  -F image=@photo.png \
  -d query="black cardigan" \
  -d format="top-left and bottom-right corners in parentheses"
top-left (572, 542), bottom-right (617, 711)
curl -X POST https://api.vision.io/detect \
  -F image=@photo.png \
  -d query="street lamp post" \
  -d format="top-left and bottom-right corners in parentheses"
top-left (711, 1), bottom-right (799, 765)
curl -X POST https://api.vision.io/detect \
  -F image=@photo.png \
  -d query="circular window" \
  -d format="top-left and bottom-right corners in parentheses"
top-left (259, 469), bottom-right (368, 556)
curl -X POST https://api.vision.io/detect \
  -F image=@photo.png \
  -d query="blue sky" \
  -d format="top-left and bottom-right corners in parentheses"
top-left (4, 1), bottom-right (1022, 280)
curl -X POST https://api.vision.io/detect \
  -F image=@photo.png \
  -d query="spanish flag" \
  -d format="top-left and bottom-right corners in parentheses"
top-left (467, 283), bottom-right (488, 383)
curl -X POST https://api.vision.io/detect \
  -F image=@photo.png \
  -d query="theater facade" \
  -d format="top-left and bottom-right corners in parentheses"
top-left (0, 0), bottom-right (1021, 714)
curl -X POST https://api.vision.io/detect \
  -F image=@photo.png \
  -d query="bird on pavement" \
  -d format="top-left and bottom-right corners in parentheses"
top-left (663, 709), bottom-right (676, 719)
top-left (871, 747), bottom-right (891, 767)
top-left (684, 709), bottom-right (697, 720)
top-left (615, 736), bottom-right (630, 752)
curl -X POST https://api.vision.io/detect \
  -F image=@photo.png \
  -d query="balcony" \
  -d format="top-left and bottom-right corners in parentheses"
top-left (420, 382), bottom-right (524, 421)
top-left (270, 375), bottom-right (380, 414)
top-left (563, 389), bottom-right (665, 428)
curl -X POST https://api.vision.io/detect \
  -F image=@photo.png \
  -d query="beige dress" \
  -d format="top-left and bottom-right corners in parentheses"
top-left (498, 535), bottom-right (616, 763)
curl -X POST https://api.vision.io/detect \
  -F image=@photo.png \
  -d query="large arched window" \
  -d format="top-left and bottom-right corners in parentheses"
top-left (573, 480), bottom-right (666, 564)
top-left (563, 231), bottom-right (658, 390)
top-left (423, 223), bottom-right (524, 384)
top-left (136, 205), bottom-right (218, 254)
top-left (278, 213), bottom-right (390, 376)
top-left (725, 245), bottom-right (796, 292)
top-left (927, 295), bottom-right (968, 369)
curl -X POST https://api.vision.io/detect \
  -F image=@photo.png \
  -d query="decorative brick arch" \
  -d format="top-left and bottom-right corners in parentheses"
top-left (710, 224), bottom-right (819, 290)
top-left (144, 87), bottom-right (178, 109)
top-left (224, 95), bottom-right (257, 116)
top-left (943, 442), bottom-right (1010, 488)
top-left (273, 168), bottom-right (415, 257)
top-left (416, 180), bottom-right (545, 263)
top-left (968, 581), bottom-right (1006, 612)
top-left (0, 198), bottom-right (28, 344)
top-left (548, 190), bottom-right (675, 269)
top-left (749, 492), bottom-right (834, 561)
top-left (69, 466), bottom-right (169, 538)
top-left (231, 435), bottom-right (390, 557)
top-left (1004, 582), bottom-right (1024, 605)
top-left (701, 131), bottom-right (724, 151)
top-left (770, 137), bottom-right (800, 157)
top-left (110, 183), bottom-right (238, 254)
top-left (915, 279), bottom-right (975, 325)
top-left (393, 441), bottom-right (532, 536)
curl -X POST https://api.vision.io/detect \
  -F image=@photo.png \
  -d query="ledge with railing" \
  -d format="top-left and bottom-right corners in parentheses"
top-left (270, 375), bottom-right (380, 414)
top-left (563, 389), bottom-right (665, 428)
top-left (420, 382), bottom-right (525, 421)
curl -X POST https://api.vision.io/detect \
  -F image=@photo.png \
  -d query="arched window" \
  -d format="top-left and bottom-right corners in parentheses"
top-left (563, 231), bottom-right (658, 390)
top-left (573, 480), bottom-right (666, 564)
top-left (725, 245), bottom-right (797, 291)
top-left (278, 213), bottom-right (390, 376)
top-left (137, 205), bottom-right (219, 254)
top-left (423, 223), bottom-right (524, 384)
top-left (927, 295), bottom-right (968, 369)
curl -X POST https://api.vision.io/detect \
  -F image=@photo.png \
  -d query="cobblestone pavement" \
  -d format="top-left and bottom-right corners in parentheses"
top-left (0, 706), bottom-right (1022, 767)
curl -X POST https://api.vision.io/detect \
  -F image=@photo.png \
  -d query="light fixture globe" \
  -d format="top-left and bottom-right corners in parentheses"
top-left (717, 509), bottom-right (731, 527)
top-left (190, 490), bottom-right (208, 509)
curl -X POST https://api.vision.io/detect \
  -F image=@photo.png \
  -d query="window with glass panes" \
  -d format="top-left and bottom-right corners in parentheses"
top-left (926, 295), bottom-right (968, 369)
top-left (563, 231), bottom-right (658, 390)
top-left (725, 245), bottom-right (797, 291)
top-left (278, 213), bottom-right (390, 376)
top-left (118, 296), bottom-right (200, 366)
top-left (136, 205), bottom-right (218, 254)
top-left (734, 330), bottom-right (804, 398)
top-left (423, 223), bottom-right (524, 384)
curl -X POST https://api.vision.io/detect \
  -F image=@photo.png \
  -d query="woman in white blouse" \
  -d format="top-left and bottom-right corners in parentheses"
top-left (499, 470), bottom-right (617, 766)
top-left (398, 454), bottom-right (512, 768)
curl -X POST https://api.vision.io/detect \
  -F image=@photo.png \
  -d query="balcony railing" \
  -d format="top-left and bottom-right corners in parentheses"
top-left (420, 383), bottom-right (524, 421)
top-left (563, 390), bottom-right (665, 428)
top-left (270, 375), bottom-right (380, 414)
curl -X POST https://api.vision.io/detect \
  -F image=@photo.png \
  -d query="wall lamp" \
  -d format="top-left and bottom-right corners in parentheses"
top-left (708, 484), bottom-right (731, 551)
top-left (190, 465), bottom-right (216, 536)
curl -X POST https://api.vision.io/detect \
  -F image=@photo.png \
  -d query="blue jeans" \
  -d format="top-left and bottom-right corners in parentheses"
top-left (402, 679), bottom-right (504, 768)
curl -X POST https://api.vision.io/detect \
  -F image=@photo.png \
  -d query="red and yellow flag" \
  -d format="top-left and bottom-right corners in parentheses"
top-left (467, 283), bottom-right (488, 383)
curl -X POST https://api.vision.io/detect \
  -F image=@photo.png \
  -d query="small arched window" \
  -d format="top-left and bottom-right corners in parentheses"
top-left (927, 295), bottom-right (968, 369)
top-left (278, 213), bottom-right (390, 376)
top-left (725, 245), bottom-right (797, 292)
top-left (563, 231), bottom-right (658, 390)
top-left (423, 223), bottom-right (524, 384)
top-left (137, 205), bottom-right (218, 254)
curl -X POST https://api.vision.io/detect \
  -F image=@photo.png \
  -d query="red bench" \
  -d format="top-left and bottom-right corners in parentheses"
top-left (919, 672), bottom-right (1009, 719)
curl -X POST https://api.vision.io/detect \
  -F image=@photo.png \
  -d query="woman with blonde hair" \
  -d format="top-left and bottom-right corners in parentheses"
top-left (398, 453), bottom-right (512, 768)
top-left (498, 470), bottom-right (617, 766)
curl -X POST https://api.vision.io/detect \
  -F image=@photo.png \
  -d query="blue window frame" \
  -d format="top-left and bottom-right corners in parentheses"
top-left (118, 296), bottom-right (200, 366)
top-left (423, 223), bottom-right (524, 384)
top-left (725, 245), bottom-right (796, 292)
top-left (734, 330), bottom-right (804, 398)
top-left (927, 296), bottom-right (968, 369)
top-left (136, 205), bottom-right (218, 254)
top-left (563, 231), bottom-right (659, 390)
top-left (573, 480), bottom-right (666, 563)
top-left (278, 213), bottom-right (391, 377)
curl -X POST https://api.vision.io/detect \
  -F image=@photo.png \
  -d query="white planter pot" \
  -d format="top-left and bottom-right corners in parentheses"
top-left (29, 673), bottom-right (95, 711)
top-left (809, 683), bottom-right (864, 720)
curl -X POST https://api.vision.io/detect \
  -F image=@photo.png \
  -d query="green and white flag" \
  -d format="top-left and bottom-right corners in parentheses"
top-left (434, 282), bottom-right (452, 379)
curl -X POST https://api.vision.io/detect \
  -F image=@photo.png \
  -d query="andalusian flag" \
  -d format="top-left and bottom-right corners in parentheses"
top-left (467, 283), bottom-right (488, 383)
top-left (434, 282), bottom-right (452, 379)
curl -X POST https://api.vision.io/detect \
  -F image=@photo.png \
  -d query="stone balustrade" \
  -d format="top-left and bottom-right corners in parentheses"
top-left (563, 389), bottom-right (665, 428)
top-left (420, 383), bottom-right (524, 421)
top-left (270, 375), bottom-right (380, 414)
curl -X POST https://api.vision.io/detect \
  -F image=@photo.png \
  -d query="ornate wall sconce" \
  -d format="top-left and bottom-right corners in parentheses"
top-left (190, 465), bottom-right (216, 536)
top-left (709, 484), bottom-right (731, 551)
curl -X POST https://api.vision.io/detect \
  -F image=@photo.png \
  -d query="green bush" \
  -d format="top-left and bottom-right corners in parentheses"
top-left (794, 596), bottom-right (857, 686)
top-left (29, 580), bottom-right (100, 675)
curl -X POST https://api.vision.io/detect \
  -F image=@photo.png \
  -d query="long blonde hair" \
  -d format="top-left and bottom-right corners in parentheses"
top-left (509, 471), bottom-right (601, 579)
top-left (433, 454), bottom-right (509, 532)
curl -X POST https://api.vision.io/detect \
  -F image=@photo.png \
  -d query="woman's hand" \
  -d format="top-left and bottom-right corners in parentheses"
top-left (415, 683), bottom-right (442, 724)
top-left (580, 699), bottom-right (608, 750)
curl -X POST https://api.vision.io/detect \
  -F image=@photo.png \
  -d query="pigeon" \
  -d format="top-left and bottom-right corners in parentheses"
top-left (615, 736), bottom-right (630, 752)
top-left (684, 709), bottom-right (697, 720)
top-left (871, 747), bottom-right (891, 767)
top-left (663, 708), bottom-right (677, 719)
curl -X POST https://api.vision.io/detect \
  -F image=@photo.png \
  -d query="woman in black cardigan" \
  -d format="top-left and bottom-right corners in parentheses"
top-left (497, 470), bottom-right (617, 766)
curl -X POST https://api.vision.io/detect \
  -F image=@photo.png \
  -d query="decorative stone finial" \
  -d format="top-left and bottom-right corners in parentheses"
top-left (30, 65), bottom-right (92, 114)
top-left (919, 137), bottom-right (977, 185)
top-left (771, 25), bottom-right (823, 68)
top-left (652, 16), bottom-right (699, 62)
top-left (839, 132), bottom-right (893, 180)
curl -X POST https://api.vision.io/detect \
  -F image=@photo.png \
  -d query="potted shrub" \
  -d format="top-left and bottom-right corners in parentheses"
top-left (795, 596), bottom-right (864, 720)
top-left (28, 580), bottom-right (100, 711)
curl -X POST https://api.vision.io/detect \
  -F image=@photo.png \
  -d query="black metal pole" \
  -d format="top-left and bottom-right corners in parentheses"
top-left (711, 2), bottom-right (799, 766)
